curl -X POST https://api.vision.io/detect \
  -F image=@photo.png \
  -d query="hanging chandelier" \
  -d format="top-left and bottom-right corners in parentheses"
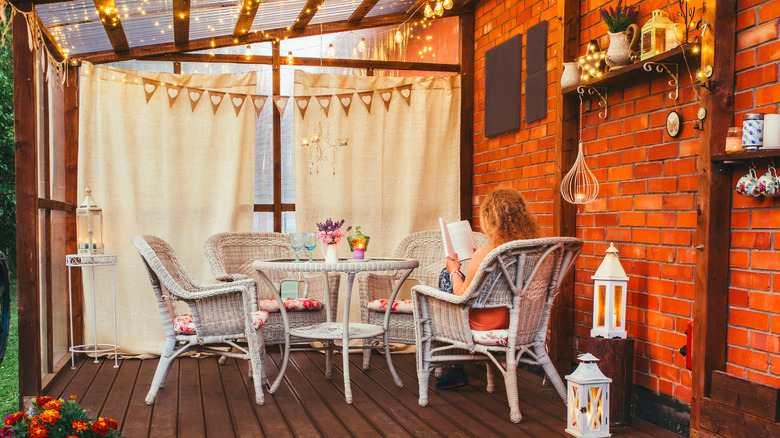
top-left (301, 121), bottom-right (347, 175)
top-left (561, 90), bottom-right (599, 204)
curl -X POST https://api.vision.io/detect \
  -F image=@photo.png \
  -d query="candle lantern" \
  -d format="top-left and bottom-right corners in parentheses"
top-left (576, 40), bottom-right (606, 81)
top-left (347, 226), bottom-right (370, 260)
top-left (565, 353), bottom-right (612, 438)
top-left (591, 243), bottom-right (628, 338)
top-left (76, 186), bottom-right (104, 255)
top-left (640, 10), bottom-right (673, 60)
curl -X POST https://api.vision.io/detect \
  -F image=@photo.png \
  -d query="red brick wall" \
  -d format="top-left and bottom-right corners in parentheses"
top-left (726, 0), bottom-right (780, 388)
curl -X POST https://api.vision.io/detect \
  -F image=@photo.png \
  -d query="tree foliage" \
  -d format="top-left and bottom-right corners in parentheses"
top-left (0, 20), bottom-right (14, 275)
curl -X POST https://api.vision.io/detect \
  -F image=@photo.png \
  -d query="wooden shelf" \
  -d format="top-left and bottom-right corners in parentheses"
top-left (712, 148), bottom-right (780, 163)
top-left (561, 43), bottom-right (700, 95)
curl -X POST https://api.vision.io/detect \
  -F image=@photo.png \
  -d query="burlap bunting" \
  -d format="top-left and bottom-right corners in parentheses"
top-left (337, 93), bottom-right (353, 116)
top-left (357, 91), bottom-right (373, 114)
top-left (397, 84), bottom-right (412, 106)
top-left (188, 89), bottom-right (203, 112)
top-left (274, 96), bottom-right (289, 115)
top-left (229, 93), bottom-right (247, 116)
top-left (166, 84), bottom-right (183, 108)
top-left (252, 96), bottom-right (267, 117)
top-left (295, 96), bottom-right (310, 119)
top-left (378, 88), bottom-right (394, 111)
top-left (316, 95), bottom-right (331, 117)
top-left (208, 90), bottom-right (225, 115)
top-left (142, 78), bottom-right (158, 103)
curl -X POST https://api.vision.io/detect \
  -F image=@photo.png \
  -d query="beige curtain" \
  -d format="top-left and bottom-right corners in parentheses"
top-left (294, 71), bottom-right (461, 320)
top-left (78, 63), bottom-right (256, 354)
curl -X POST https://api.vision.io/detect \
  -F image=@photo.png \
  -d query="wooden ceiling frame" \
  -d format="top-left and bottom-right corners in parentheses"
top-left (92, 0), bottom-right (130, 52)
top-left (405, 0), bottom-right (428, 15)
top-left (348, 0), bottom-right (380, 23)
top-left (234, 0), bottom-right (260, 37)
top-left (75, 6), bottom-right (472, 64)
top-left (292, 0), bottom-right (324, 31)
top-left (34, 14), bottom-right (67, 62)
top-left (172, 0), bottom-right (190, 45)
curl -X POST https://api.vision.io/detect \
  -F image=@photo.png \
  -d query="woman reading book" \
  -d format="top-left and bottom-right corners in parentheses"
top-left (436, 186), bottom-right (542, 389)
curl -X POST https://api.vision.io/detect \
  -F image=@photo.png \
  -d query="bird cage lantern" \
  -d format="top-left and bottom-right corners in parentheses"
top-left (640, 10), bottom-right (673, 60)
top-left (591, 243), bottom-right (628, 339)
top-left (76, 186), bottom-right (104, 255)
top-left (565, 353), bottom-right (612, 438)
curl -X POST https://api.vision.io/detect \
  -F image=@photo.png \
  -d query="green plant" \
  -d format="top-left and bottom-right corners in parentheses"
top-left (0, 12), bottom-right (15, 275)
top-left (600, 0), bottom-right (639, 33)
top-left (0, 280), bottom-right (17, 420)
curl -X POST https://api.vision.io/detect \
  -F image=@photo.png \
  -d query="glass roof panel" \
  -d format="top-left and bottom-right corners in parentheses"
top-left (48, 21), bottom-right (114, 55)
top-left (249, 0), bottom-right (308, 33)
top-left (365, 0), bottom-right (416, 17)
top-left (308, 0), bottom-right (360, 25)
top-left (37, 0), bottom-right (100, 27)
top-left (123, 13), bottom-right (175, 48)
top-left (190, 4), bottom-right (241, 41)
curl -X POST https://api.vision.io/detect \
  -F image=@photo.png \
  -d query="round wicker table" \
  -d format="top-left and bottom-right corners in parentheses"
top-left (253, 257), bottom-right (419, 404)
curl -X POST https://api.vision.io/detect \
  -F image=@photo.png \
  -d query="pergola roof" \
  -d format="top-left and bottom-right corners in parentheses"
top-left (20, 0), bottom-right (473, 64)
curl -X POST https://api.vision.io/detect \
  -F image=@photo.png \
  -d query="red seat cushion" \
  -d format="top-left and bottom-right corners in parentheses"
top-left (257, 298), bottom-right (324, 313)
top-left (366, 299), bottom-right (414, 314)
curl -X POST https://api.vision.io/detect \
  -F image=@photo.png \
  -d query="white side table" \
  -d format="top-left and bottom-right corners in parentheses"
top-left (66, 254), bottom-right (119, 369)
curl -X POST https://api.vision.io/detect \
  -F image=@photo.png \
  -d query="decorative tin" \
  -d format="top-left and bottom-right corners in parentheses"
top-left (742, 113), bottom-right (764, 150)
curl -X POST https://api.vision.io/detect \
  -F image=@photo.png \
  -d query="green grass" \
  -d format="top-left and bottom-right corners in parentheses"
top-left (0, 280), bottom-right (19, 418)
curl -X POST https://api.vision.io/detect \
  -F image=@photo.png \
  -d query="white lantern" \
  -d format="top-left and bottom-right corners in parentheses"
top-left (591, 243), bottom-right (628, 339)
top-left (76, 186), bottom-right (104, 255)
top-left (565, 353), bottom-right (611, 438)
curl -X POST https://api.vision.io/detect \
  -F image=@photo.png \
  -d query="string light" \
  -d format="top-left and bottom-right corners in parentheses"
top-left (245, 45), bottom-right (252, 59)
top-left (424, 3), bottom-right (434, 18)
top-left (286, 51), bottom-right (294, 65)
top-left (357, 38), bottom-right (366, 53)
top-left (394, 29), bottom-right (403, 44)
top-left (434, 1), bottom-right (444, 16)
top-left (442, 0), bottom-right (453, 9)
top-left (328, 43), bottom-right (336, 58)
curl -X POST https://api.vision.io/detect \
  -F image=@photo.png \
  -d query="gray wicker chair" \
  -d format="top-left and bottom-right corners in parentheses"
top-left (131, 235), bottom-right (267, 406)
top-left (412, 237), bottom-right (582, 423)
top-left (203, 232), bottom-right (340, 346)
top-left (358, 229), bottom-right (490, 370)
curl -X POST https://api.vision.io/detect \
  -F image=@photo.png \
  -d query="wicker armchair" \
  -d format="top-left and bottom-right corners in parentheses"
top-left (131, 235), bottom-right (268, 406)
top-left (358, 229), bottom-right (490, 370)
top-left (412, 237), bottom-right (582, 423)
top-left (203, 232), bottom-right (340, 346)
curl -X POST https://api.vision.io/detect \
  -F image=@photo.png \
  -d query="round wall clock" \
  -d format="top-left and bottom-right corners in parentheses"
top-left (666, 110), bottom-right (681, 138)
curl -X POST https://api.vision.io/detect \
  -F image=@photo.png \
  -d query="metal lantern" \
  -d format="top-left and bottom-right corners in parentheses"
top-left (76, 186), bottom-right (104, 255)
top-left (591, 243), bottom-right (628, 339)
top-left (565, 353), bottom-right (612, 438)
top-left (346, 226), bottom-right (370, 260)
top-left (640, 10), bottom-right (673, 60)
top-left (577, 40), bottom-right (606, 81)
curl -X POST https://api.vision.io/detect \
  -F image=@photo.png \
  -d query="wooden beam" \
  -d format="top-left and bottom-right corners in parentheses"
top-left (691, 0), bottom-right (738, 434)
top-left (550, 0), bottom-right (579, 378)
top-left (254, 204), bottom-right (295, 212)
top-left (42, 62), bottom-right (53, 374)
top-left (292, 0), bottom-right (324, 31)
top-left (63, 66), bottom-right (82, 358)
top-left (272, 42), bottom-right (282, 232)
top-left (76, 6), bottom-right (472, 63)
top-left (140, 53), bottom-right (460, 71)
top-left (172, 0), bottom-right (190, 45)
top-left (14, 1), bottom-right (42, 401)
top-left (405, 0), bottom-right (427, 15)
top-left (234, 0), bottom-right (260, 37)
top-left (459, 13), bottom-right (473, 222)
top-left (348, 0), bottom-right (380, 23)
top-left (92, 0), bottom-right (130, 52)
top-left (34, 14), bottom-right (67, 62)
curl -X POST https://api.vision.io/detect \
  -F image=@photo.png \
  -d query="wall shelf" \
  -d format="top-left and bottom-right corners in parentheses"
top-left (561, 43), bottom-right (700, 96)
top-left (712, 149), bottom-right (780, 163)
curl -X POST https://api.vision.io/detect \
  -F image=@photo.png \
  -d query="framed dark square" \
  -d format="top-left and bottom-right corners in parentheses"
top-left (485, 34), bottom-right (523, 137)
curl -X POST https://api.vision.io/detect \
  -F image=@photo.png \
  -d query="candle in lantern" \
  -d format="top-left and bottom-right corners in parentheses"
top-left (347, 226), bottom-right (370, 260)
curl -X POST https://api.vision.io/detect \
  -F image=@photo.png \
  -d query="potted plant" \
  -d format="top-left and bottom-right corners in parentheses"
top-left (600, 0), bottom-right (640, 69)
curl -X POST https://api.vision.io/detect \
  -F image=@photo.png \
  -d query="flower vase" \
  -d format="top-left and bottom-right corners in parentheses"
top-left (605, 23), bottom-right (639, 69)
top-left (323, 243), bottom-right (339, 264)
top-left (561, 61), bottom-right (582, 88)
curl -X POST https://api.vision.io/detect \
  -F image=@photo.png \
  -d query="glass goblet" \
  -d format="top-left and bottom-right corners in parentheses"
top-left (304, 232), bottom-right (317, 262)
top-left (290, 233), bottom-right (305, 263)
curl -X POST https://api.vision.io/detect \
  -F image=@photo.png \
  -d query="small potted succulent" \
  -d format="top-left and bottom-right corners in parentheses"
top-left (600, 1), bottom-right (640, 68)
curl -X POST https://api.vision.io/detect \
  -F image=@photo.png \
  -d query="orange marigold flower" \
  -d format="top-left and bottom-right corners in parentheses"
top-left (72, 420), bottom-right (89, 433)
top-left (43, 399), bottom-right (63, 411)
top-left (91, 419), bottom-right (110, 436)
top-left (103, 417), bottom-right (119, 430)
top-left (34, 396), bottom-right (53, 408)
top-left (67, 436), bottom-right (78, 438)
top-left (28, 424), bottom-right (50, 438)
top-left (38, 410), bottom-right (61, 425)
top-left (3, 412), bottom-right (26, 426)
top-left (68, 395), bottom-right (77, 402)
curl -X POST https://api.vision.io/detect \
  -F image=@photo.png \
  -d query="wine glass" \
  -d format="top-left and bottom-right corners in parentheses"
top-left (304, 232), bottom-right (317, 262)
top-left (290, 233), bottom-right (305, 263)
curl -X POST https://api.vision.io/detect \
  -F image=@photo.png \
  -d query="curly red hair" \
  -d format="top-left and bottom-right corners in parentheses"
top-left (480, 187), bottom-right (541, 245)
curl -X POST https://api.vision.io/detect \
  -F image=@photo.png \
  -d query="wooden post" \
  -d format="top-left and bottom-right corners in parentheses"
top-left (691, 0), bottom-right (737, 435)
top-left (587, 337), bottom-right (635, 426)
top-left (14, 2), bottom-right (42, 401)
top-left (64, 66), bottom-right (83, 354)
top-left (551, 0), bottom-right (579, 377)
top-left (459, 13), bottom-right (474, 221)
top-left (272, 41), bottom-right (282, 232)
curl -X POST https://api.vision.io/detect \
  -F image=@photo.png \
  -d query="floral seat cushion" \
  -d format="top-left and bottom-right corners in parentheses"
top-left (173, 311), bottom-right (269, 335)
top-left (472, 329), bottom-right (509, 346)
top-left (367, 299), bottom-right (414, 314)
top-left (257, 298), bottom-right (324, 313)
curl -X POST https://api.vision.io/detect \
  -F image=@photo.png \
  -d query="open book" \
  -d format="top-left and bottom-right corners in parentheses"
top-left (439, 218), bottom-right (478, 262)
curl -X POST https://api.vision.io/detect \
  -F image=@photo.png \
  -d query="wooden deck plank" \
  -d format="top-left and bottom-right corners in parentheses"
top-left (62, 359), bottom-right (103, 403)
top-left (45, 357), bottom-right (86, 399)
top-left (119, 359), bottom-right (157, 438)
top-left (200, 359), bottom-right (237, 438)
top-left (219, 359), bottom-right (264, 436)
top-left (79, 360), bottom-right (121, 417)
top-left (261, 352), bottom-right (323, 437)
top-left (99, 359), bottom-right (140, 424)
top-left (299, 351), bottom-right (414, 438)
top-left (149, 359), bottom-right (180, 437)
top-left (233, 353), bottom-right (292, 438)
top-left (177, 358), bottom-right (205, 438)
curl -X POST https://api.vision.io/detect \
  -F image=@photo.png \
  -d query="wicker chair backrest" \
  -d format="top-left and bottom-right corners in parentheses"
top-left (394, 230), bottom-right (490, 287)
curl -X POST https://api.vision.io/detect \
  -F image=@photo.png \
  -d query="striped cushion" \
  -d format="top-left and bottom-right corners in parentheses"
top-left (366, 299), bottom-right (414, 314)
top-left (173, 311), bottom-right (268, 335)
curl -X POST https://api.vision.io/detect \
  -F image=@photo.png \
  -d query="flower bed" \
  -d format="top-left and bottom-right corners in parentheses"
top-left (2, 396), bottom-right (121, 438)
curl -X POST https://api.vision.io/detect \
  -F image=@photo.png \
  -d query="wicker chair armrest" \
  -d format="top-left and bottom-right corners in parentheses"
top-left (412, 285), bottom-right (472, 345)
top-left (187, 278), bottom-right (255, 300)
top-left (215, 273), bottom-right (249, 282)
top-left (410, 284), bottom-right (471, 305)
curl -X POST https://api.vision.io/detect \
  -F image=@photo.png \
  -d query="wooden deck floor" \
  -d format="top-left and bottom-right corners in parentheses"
top-left (46, 350), bottom-right (682, 437)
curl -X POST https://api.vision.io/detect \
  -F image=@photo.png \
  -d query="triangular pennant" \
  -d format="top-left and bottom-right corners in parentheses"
top-left (358, 91), bottom-right (373, 114)
top-left (252, 95), bottom-right (268, 117)
top-left (378, 88), bottom-right (394, 111)
top-left (229, 93), bottom-right (247, 116)
top-left (337, 93), bottom-right (353, 117)
top-left (295, 96), bottom-right (311, 119)
top-left (208, 90), bottom-right (226, 115)
top-left (397, 84), bottom-right (412, 106)
top-left (142, 78), bottom-right (159, 103)
top-left (166, 84), bottom-right (183, 108)
top-left (317, 95), bottom-right (331, 117)
top-left (274, 96), bottom-right (289, 115)
top-left (188, 88), bottom-right (203, 112)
